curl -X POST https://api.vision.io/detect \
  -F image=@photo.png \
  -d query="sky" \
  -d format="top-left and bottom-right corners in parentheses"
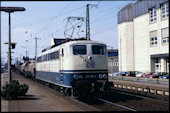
top-left (1, 0), bottom-right (137, 65)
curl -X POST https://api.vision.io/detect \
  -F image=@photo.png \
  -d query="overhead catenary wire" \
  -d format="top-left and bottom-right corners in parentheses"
top-left (1, 4), bottom-right (85, 30)
top-left (2, 1), bottom-right (129, 37)
top-left (2, 1), bottom-right (135, 60)
top-left (3, 1), bottom-right (128, 48)
top-left (1, 1), bottom-right (121, 32)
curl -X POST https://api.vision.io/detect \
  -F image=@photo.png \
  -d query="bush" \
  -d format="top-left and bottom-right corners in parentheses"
top-left (1, 80), bottom-right (29, 100)
top-left (18, 84), bottom-right (29, 96)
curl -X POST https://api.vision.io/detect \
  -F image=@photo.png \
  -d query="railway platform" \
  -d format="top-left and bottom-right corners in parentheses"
top-left (109, 79), bottom-right (169, 96)
top-left (1, 72), bottom-right (101, 112)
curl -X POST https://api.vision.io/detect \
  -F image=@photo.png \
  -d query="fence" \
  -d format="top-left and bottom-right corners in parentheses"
top-left (109, 74), bottom-right (169, 84)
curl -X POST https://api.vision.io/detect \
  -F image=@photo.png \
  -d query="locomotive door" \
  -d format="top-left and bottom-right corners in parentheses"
top-left (60, 48), bottom-right (64, 71)
top-left (60, 47), bottom-right (64, 83)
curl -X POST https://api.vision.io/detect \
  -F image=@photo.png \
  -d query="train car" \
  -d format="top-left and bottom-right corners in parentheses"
top-left (24, 62), bottom-right (36, 78)
top-left (36, 38), bottom-right (113, 97)
top-left (19, 61), bottom-right (30, 75)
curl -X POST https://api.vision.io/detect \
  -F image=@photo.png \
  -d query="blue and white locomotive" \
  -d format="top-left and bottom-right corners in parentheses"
top-left (36, 38), bottom-right (112, 97)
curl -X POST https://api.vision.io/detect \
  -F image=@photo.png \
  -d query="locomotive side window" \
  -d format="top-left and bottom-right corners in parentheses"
top-left (61, 49), bottom-right (64, 57)
top-left (53, 52), bottom-right (55, 59)
top-left (48, 53), bottom-right (50, 60)
top-left (73, 45), bottom-right (86, 55)
top-left (37, 50), bottom-right (60, 62)
top-left (45, 54), bottom-right (47, 61)
top-left (51, 53), bottom-right (53, 60)
top-left (41, 56), bottom-right (43, 62)
top-left (92, 45), bottom-right (105, 55)
top-left (56, 51), bottom-right (59, 59)
top-left (37, 57), bottom-right (41, 62)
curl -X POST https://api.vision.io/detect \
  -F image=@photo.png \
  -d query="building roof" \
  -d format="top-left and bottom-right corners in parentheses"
top-left (118, 0), bottom-right (168, 24)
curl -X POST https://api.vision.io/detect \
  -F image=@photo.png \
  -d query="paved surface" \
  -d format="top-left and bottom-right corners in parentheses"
top-left (1, 72), bottom-right (9, 112)
top-left (1, 72), bottom-right (101, 112)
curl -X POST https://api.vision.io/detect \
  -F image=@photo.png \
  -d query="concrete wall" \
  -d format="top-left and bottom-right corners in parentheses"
top-left (133, 13), bottom-right (150, 72)
top-left (118, 22), bottom-right (134, 71)
top-left (118, 6), bottom-right (169, 72)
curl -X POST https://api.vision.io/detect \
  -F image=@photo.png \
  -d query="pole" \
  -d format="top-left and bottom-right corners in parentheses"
top-left (17, 57), bottom-right (18, 66)
top-left (25, 50), bottom-right (29, 57)
top-left (111, 48), bottom-right (114, 77)
top-left (35, 37), bottom-right (37, 59)
top-left (25, 39), bottom-right (28, 57)
top-left (86, 4), bottom-right (98, 40)
top-left (0, 3), bottom-right (1, 75)
top-left (20, 54), bottom-right (21, 61)
top-left (35, 37), bottom-right (40, 62)
top-left (8, 12), bottom-right (12, 83)
top-left (86, 4), bottom-right (90, 40)
top-left (0, 7), bottom-right (25, 82)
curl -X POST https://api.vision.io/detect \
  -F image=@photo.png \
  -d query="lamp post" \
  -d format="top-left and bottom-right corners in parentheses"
top-left (0, 7), bottom-right (25, 83)
top-left (111, 47), bottom-right (114, 77)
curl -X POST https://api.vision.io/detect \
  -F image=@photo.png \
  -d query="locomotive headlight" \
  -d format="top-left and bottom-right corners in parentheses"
top-left (78, 75), bottom-right (83, 79)
top-left (103, 74), bottom-right (107, 79)
top-left (99, 74), bottom-right (103, 79)
top-left (73, 74), bottom-right (78, 79)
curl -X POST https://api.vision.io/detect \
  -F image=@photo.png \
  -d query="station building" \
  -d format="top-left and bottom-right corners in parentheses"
top-left (118, 0), bottom-right (169, 73)
top-left (107, 49), bottom-right (119, 73)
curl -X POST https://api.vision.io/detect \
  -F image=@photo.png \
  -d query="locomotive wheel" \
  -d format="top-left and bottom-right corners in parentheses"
top-left (66, 88), bottom-right (71, 96)
top-left (49, 83), bottom-right (53, 89)
top-left (24, 73), bottom-right (27, 78)
top-left (62, 87), bottom-right (65, 94)
top-left (32, 76), bottom-right (36, 81)
top-left (71, 88), bottom-right (78, 98)
top-left (45, 82), bottom-right (49, 87)
top-left (54, 85), bottom-right (60, 91)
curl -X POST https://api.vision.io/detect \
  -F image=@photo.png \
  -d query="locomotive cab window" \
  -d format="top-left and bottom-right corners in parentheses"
top-left (92, 45), bottom-right (105, 55)
top-left (73, 45), bottom-right (86, 55)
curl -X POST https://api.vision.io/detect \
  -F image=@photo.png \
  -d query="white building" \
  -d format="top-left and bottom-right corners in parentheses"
top-left (118, 0), bottom-right (169, 73)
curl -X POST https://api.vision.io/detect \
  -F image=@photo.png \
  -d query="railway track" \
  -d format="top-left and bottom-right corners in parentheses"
top-left (110, 86), bottom-right (169, 103)
top-left (76, 89), bottom-right (169, 111)
top-left (111, 90), bottom-right (169, 104)
top-left (93, 97), bottom-right (137, 111)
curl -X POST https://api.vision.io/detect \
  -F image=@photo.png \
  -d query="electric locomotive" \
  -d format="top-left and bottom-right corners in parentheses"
top-left (36, 38), bottom-right (113, 97)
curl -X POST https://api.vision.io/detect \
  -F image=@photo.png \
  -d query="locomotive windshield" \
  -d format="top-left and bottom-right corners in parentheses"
top-left (73, 45), bottom-right (87, 55)
top-left (92, 45), bottom-right (105, 55)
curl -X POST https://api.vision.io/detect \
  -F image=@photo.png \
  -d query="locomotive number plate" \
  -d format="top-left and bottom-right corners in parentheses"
top-left (86, 61), bottom-right (95, 68)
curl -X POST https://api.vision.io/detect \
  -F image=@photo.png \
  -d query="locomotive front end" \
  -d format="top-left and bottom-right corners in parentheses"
top-left (65, 40), bottom-right (113, 97)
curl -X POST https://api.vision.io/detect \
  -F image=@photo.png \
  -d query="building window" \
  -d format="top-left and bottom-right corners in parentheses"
top-left (161, 2), bottom-right (169, 19)
top-left (149, 7), bottom-right (157, 23)
top-left (162, 37), bottom-right (168, 43)
top-left (162, 27), bottom-right (169, 45)
top-left (156, 58), bottom-right (160, 63)
top-left (150, 31), bottom-right (157, 47)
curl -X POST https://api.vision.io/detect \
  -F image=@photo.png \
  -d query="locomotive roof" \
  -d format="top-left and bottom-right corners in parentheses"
top-left (66, 39), bottom-right (106, 45)
top-left (42, 38), bottom-right (106, 53)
